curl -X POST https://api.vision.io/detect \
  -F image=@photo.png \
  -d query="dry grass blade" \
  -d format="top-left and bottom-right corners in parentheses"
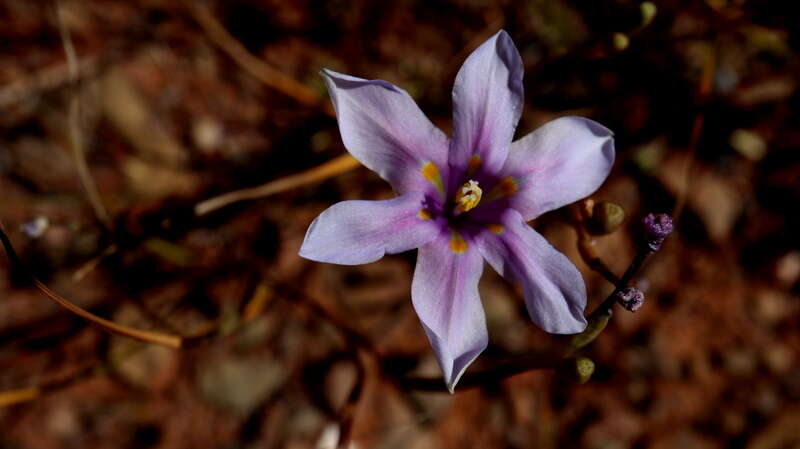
top-left (56, 1), bottom-right (111, 227)
top-left (0, 55), bottom-right (100, 110)
top-left (0, 224), bottom-right (183, 349)
top-left (672, 41), bottom-right (717, 224)
top-left (0, 387), bottom-right (40, 408)
top-left (195, 154), bottom-right (360, 216)
top-left (184, 0), bottom-right (335, 117)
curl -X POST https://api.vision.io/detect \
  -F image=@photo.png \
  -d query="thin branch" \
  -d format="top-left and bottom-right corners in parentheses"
top-left (1, 223), bottom-right (183, 349)
top-left (183, 0), bottom-right (335, 117)
top-left (72, 244), bottom-right (118, 282)
top-left (401, 352), bottom-right (557, 392)
top-left (575, 224), bottom-right (620, 285)
top-left (0, 336), bottom-right (152, 408)
top-left (56, 1), bottom-right (111, 227)
top-left (195, 154), bottom-right (360, 216)
top-left (0, 387), bottom-right (40, 408)
top-left (269, 275), bottom-right (380, 358)
top-left (0, 54), bottom-right (100, 110)
top-left (672, 40), bottom-right (717, 223)
top-left (586, 251), bottom-right (651, 321)
top-left (569, 199), bottom-right (620, 285)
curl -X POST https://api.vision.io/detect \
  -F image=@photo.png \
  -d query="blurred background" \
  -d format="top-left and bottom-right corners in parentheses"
top-left (1, 0), bottom-right (799, 448)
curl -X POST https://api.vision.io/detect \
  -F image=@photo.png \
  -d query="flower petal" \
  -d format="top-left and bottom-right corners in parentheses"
top-left (412, 232), bottom-right (487, 392)
top-left (322, 69), bottom-right (449, 194)
top-left (450, 30), bottom-right (524, 176)
top-left (503, 116), bottom-right (615, 220)
top-left (476, 209), bottom-right (587, 334)
top-left (299, 192), bottom-right (440, 265)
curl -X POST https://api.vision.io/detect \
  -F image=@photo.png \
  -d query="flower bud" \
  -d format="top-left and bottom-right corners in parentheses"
top-left (642, 213), bottom-right (673, 251)
top-left (556, 357), bottom-right (595, 384)
top-left (616, 286), bottom-right (645, 312)
top-left (587, 201), bottom-right (625, 235)
top-left (641, 2), bottom-right (657, 27)
top-left (613, 32), bottom-right (629, 51)
top-left (574, 357), bottom-right (595, 384)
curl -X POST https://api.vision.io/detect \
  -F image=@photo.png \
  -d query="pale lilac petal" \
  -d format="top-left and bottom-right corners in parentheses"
top-left (450, 30), bottom-right (524, 176)
top-left (503, 116), bottom-right (615, 220)
top-left (299, 192), bottom-right (440, 265)
top-left (476, 209), bottom-right (587, 334)
top-left (412, 232), bottom-right (487, 392)
top-left (323, 69), bottom-right (449, 194)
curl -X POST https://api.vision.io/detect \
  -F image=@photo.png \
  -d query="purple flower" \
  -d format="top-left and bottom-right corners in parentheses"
top-left (300, 31), bottom-right (615, 391)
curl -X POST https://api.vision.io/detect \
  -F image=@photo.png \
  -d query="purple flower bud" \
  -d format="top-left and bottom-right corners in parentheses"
top-left (642, 213), bottom-right (673, 251)
top-left (616, 286), bottom-right (645, 312)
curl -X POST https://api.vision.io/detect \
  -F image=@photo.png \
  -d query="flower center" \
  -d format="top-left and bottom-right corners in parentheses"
top-left (454, 180), bottom-right (482, 213)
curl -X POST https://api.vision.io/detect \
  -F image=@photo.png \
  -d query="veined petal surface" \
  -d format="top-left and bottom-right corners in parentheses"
top-left (412, 232), bottom-right (487, 392)
top-left (503, 116), bottom-right (615, 220)
top-left (299, 192), bottom-right (440, 265)
top-left (450, 30), bottom-right (524, 176)
top-left (323, 69), bottom-right (449, 194)
top-left (476, 209), bottom-right (587, 334)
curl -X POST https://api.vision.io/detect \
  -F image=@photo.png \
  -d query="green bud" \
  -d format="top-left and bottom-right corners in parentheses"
top-left (613, 32), bottom-right (629, 51)
top-left (575, 358), bottom-right (595, 384)
top-left (641, 2), bottom-right (657, 27)
top-left (587, 201), bottom-right (626, 235)
top-left (556, 357), bottom-right (596, 384)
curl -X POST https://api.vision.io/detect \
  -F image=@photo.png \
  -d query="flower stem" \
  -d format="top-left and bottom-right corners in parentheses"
top-left (587, 250), bottom-right (651, 321)
top-left (575, 224), bottom-right (620, 285)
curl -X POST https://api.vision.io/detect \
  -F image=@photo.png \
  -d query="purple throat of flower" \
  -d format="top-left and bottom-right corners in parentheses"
top-left (417, 162), bottom-right (520, 252)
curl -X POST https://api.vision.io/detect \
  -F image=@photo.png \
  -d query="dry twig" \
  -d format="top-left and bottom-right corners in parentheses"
top-left (56, 1), bottom-right (111, 227)
top-left (183, 0), bottom-right (335, 117)
top-left (195, 154), bottom-right (359, 216)
top-left (0, 223), bottom-right (183, 349)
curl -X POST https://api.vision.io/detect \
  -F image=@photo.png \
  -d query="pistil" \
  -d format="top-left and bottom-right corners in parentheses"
top-left (454, 180), bottom-right (482, 214)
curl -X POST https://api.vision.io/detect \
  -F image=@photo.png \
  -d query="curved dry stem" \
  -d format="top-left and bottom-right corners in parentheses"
top-left (0, 224), bottom-right (183, 349)
top-left (0, 387), bottom-right (40, 408)
top-left (672, 41), bottom-right (717, 223)
top-left (195, 154), bottom-right (360, 216)
top-left (184, 0), bottom-right (335, 117)
top-left (575, 224), bottom-right (620, 285)
top-left (56, 0), bottom-right (111, 227)
top-left (400, 352), bottom-right (558, 392)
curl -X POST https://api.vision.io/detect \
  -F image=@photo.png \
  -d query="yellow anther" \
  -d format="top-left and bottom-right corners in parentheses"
top-left (449, 231), bottom-right (468, 253)
top-left (455, 180), bottom-right (482, 212)
top-left (417, 209), bottom-right (432, 220)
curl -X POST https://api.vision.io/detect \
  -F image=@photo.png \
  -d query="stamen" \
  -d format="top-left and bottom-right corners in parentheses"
top-left (455, 180), bottom-right (482, 212)
top-left (417, 209), bottom-right (432, 220)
